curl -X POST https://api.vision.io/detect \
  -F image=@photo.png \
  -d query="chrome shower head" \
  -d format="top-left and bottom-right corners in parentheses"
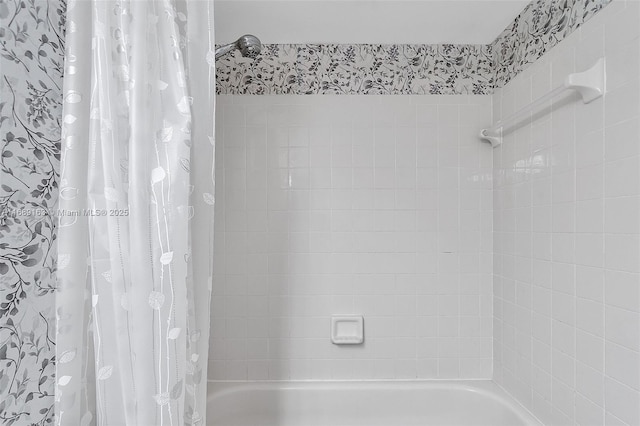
top-left (215, 34), bottom-right (262, 60)
top-left (236, 34), bottom-right (262, 59)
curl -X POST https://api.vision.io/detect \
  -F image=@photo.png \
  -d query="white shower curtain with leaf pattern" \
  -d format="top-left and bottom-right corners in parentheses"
top-left (55, 0), bottom-right (215, 424)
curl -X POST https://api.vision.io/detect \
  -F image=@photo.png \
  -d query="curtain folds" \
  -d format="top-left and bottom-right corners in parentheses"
top-left (55, 1), bottom-right (215, 424)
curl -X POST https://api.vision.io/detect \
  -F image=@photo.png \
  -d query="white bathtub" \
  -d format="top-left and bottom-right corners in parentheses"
top-left (206, 381), bottom-right (542, 426)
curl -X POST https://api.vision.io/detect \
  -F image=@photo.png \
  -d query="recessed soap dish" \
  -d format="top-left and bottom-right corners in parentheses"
top-left (331, 315), bottom-right (364, 345)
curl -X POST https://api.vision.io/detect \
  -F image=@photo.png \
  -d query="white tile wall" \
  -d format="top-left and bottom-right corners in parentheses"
top-left (492, 1), bottom-right (640, 425)
top-left (210, 94), bottom-right (494, 381)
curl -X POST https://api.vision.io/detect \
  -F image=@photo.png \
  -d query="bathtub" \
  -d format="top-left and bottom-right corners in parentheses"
top-left (206, 380), bottom-right (542, 426)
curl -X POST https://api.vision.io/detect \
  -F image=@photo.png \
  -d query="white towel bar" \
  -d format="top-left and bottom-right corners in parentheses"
top-left (480, 57), bottom-right (606, 147)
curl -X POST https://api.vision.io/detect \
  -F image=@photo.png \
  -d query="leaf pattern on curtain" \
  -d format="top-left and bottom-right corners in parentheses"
top-left (0, 0), bottom-right (66, 424)
top-left (55, 0), bottom-right (214, 425)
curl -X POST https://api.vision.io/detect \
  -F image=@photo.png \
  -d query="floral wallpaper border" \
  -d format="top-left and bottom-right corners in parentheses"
top-left (216, 0), bottom-right (613, 95)
top-left (216, 43), bottom-right (494, 95)
top-left (492, 0), bottom-right (613, 88)
top-left (0, 0), bottom-right (65, 424)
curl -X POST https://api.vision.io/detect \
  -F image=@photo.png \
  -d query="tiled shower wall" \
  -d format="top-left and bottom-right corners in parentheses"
top-left (209, 0), bottom-right (621, 386)
top-left (209, 95), bottom-right (494, 380)
top-left (492, 1), bottom-right (640, 425)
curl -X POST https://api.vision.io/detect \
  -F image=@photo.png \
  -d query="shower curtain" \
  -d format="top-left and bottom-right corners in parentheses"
top-left (55, 0), bottom-right (215, 425)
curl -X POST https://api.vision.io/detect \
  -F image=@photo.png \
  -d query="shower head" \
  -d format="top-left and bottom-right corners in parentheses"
top-left (215, 34), bottom-right (262, 60)
top-left (236, 35), bottom-right (262, 58)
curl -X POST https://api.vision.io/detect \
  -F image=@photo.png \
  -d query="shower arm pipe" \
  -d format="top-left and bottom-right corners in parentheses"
top-left (479, 57), bottom-right (606, 148)
top-left (214, 43), bottom-right (237, 60)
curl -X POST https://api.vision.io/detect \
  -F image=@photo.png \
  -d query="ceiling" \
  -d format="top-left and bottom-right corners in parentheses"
top-left (213, 0), bottom-right (531, 45)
